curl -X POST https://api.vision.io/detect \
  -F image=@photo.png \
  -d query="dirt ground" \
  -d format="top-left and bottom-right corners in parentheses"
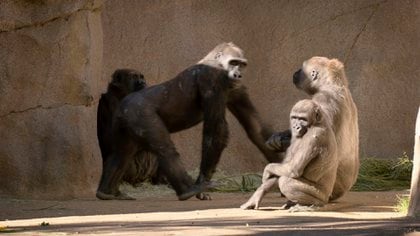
top-left (0, 190), bottom-right (419, 235)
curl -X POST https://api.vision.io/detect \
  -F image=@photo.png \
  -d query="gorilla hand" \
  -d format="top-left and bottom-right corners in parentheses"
top-left (265, 130), bottom-right (291, 152)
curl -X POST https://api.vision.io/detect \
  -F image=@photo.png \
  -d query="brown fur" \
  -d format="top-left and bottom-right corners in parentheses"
top-left (241, 100), bottom-right (338, 209)
top-left (294, 57), bottom-right (359, 200)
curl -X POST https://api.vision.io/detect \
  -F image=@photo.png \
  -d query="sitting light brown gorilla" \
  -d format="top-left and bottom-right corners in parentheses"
top-left (293, 57), bottom-right (359, 200)
top-left (241, 99), bottom-right (338, 210)
top-left (264, 57), bottom-right (359, 201)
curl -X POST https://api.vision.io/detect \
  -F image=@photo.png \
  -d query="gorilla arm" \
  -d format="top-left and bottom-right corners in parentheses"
top-left (227, 85), bottom-right (281, 163)
top-left (97, 93), bottom-right (118, 161)
top-left (195, 71), bottom-right (229, 185)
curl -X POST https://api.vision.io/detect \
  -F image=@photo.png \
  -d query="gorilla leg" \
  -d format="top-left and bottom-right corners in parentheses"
top-left (240, 177), bottom-right (278, 210)
top-left (278, 176), bottom-right (328, 206)
top-left (96, 137), bottom-right (138, 200)
top-left (141, 116), bottom-right (206, 200)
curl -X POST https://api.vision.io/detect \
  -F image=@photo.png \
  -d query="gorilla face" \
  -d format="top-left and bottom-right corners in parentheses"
top-left (109, 69), bottom-right (146, 98)
top-left (218, 49), bottom-right (247, 80)
top-left (116, 71), bottom-right (145, 92)
top-left (131, 74), bottom-right (146, 91)
top-left (290, 99), bottom-right (321, 138)
top-left (226, 59), bottom-right (247, 80)
top-left (291, 114), bottom-right (309, 138)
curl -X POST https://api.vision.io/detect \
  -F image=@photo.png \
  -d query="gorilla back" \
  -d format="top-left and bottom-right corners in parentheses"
top-left (97, 63), bottom-right (279, 201)
top-left (121, 65), bottom-right (226, 133)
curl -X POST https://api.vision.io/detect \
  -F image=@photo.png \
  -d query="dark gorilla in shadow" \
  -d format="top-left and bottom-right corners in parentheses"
top-left (97, 69), bottom-right (165, 191)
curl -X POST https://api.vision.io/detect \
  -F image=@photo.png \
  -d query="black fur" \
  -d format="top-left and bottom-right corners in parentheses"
top-left (97, 65), bottom-right (280, 200)
top-left (97, 69), bottom-right (146, 162)
top-left (97, 69), bottom-right (165, 189)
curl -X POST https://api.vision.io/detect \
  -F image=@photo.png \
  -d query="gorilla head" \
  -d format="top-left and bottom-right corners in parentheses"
top-left (109, 69), bottom-right (146, 99)
top-left (198, 42), bottom-right (248, 80)
top-left (293, 57), bottom-right (347, 95)
top-left (290, 99), bottom-right (322, 138)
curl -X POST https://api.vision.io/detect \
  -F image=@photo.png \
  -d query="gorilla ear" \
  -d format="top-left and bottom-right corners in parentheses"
top-left (314, 107), bottom-right (322, 123)
top-left (310, 70), bottom-right (319, 81)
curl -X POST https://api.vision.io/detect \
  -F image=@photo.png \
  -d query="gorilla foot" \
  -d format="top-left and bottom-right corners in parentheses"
top-left (280, 200), bottom-right (297, 210)
top-left (196, 192), bottom-right (212, 200)
top-left (96, 191), bottom-right (136, 200)
top-left (178, 182), bottom-right (215, 201)
top-left (288, 204), bottom-right (318, 212)
top-left (280, 201), bottom-right (318, 212)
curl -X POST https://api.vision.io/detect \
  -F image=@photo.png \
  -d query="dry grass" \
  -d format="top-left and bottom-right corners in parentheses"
top-left (351, 153), bottom-right (412, 191)
top-left (124, 153), bottom-right (413, 196)
top-left (395, 194), bottom-right (410, 214)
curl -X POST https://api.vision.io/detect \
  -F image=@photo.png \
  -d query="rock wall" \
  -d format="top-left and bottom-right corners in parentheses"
top-left (0, 0), bottom-right (103, 199)
top-left (102, 0), bottom-right (420, 173)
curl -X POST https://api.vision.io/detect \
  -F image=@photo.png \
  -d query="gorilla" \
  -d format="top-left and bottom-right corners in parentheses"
top-left (266, 56), bottom-right (359, 201)
top-left (241, 99), bottom-right (338, 210)
top-left (97, 69), bottom-right (146, 165)
top-left (96, 43), bottom-right (280, 201)
top-left (97, 69), bottom-right (164, 189)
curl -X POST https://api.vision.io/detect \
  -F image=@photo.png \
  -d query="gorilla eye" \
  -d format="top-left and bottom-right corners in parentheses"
top-left (229, 60), bottom-right (247, 67)
top-left (310, 70), bottom-right (318, 80)
top-left (229, 60), bottom-right (240, 66)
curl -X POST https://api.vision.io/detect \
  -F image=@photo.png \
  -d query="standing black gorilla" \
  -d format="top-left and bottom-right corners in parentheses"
top-left (97, 69), bottom-right (165, 190)
top-left (97, 69), bottom-right (146, 164)
top-left (96, 43), bottom-right (281, 201)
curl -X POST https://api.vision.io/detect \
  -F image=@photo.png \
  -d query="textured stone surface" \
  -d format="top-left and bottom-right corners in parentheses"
top-left (102, 0), bottom-right (420, 173)
top-left (0, 0), bottom-right (103, 199)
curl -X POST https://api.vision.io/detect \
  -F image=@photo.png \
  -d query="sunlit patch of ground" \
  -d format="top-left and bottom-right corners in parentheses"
top-left (1, 191), bottom-right (419, 235)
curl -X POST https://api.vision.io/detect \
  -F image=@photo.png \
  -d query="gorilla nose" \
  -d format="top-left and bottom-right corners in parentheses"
top-left (293, 69), bottom-right (301, 84)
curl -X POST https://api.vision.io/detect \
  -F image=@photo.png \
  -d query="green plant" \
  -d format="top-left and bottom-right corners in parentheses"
top-left (395, 194), bottom-right (410, 214)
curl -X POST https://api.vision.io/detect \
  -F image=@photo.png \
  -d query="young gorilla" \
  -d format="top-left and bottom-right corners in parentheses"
top-left (267, 57), bottom-right (359, 201)
top-left (97, 69), bottom-right (164, 192)
top-left (96, 43), bottom-right (280, 201)
top-left (241, 99), bottom-right (338, 210)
